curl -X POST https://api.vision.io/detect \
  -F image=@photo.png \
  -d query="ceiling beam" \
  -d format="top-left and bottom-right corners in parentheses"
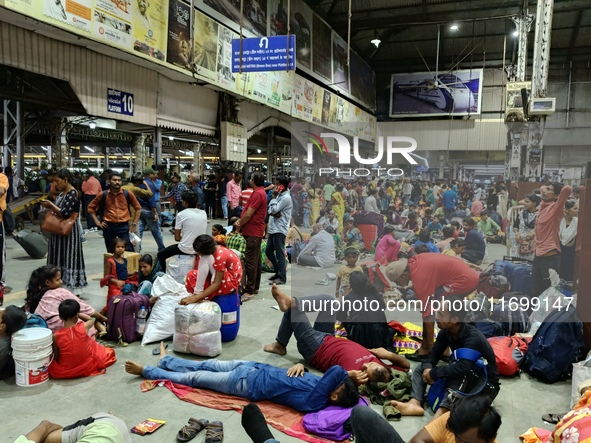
top-left (568, 10), bottom-right (584, 61)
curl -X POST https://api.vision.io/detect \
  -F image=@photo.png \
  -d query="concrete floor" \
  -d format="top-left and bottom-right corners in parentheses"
top-left (1, 221), bottom-right (571, 443)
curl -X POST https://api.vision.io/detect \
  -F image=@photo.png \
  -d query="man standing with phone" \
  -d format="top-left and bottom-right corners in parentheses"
top-left (266, 176), bottom-right (293, 285)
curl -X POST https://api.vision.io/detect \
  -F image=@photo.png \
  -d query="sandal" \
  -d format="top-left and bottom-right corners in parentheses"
top-left (177, 418), bottom-right (209, 442)
top-left (241, 293), bottom-right (254, 302)
top-left (542, 413), bottom-right (566, 424)
top-left (205, 421), bottom-right (224, 443)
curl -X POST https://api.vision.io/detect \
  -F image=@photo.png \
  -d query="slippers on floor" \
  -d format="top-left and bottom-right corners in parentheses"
top-left (205, 421), bottom-right (224, 443)
top-left (542, 413), bottom-right (566, 424)
top-left (177, 418), bottom-right (208, 442)
top-left (152, 344), bottom-right (169, 355)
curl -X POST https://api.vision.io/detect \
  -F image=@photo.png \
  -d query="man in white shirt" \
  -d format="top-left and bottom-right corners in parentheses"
top-left (156, 189), bottom-right (206, 272)
top-left (319, 210), bottom-right (339, 231)
top-left (402, 179), bottom-right (413, 204)
top-left (474, 184), bottom-right (483, 201)
top-left (364, 189), bottom-right (380, 213)
top-left (297, 223), bottom-right (336, 268)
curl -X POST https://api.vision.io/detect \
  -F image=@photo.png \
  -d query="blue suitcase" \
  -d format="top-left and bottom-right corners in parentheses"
top-left (511, 265), bottom-right (533, 295)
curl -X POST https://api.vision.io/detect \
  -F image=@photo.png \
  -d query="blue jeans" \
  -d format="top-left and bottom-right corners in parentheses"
top-left (143, 356), bottom-right (253, 396)
top-left (276, 295), bottom-right (333, 363)
top-left (139, 209), bottom-right (165, 252)
top-left (265, 233), bottom-right (287, 282)
top-left (220, 196), bottom-right (228, 219)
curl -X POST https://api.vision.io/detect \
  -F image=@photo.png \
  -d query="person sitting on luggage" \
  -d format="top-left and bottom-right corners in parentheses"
top-left (100, 238), bottom-right (139, 310)
top-left (391, 296), bottom-right (500, 422)
top-left (25, 265), bottom-right (107, 336)
top-left (413, 229), bottom-right (440, 253)
top-left (49, 300), bottom-right (116, 379)
top-left (125, 342), bottom-right (359, 413)
top-left (478, 211), bottom-right (505, 244)
top-left (461, 217), bottom-right (486, 265)
top-left (15, 412), bottom-right (131, 443)
top-left (0, 306), bottom-right (27, 376)
top-left (137, 254), bottom-right (164, 300)
top-left (263, 284), bottom-right (410, 383)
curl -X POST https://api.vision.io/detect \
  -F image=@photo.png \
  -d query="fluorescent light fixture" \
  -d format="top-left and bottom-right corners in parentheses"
top-left (84, 146), bottom-right (94, 153)
top-left (168, 136), bottom-right (174, 141)
top-left (89, 122), bottom-right (96, 129)
top-left (512, 30), bottom-right (519, 37)
top-left (450, 24), bottom-right (459, 31)
top-left (41, 146), bottom-right (48, 151)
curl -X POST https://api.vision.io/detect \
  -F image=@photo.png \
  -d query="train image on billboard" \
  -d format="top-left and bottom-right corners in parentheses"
top-left (396, 74), bottom-right (475, 113)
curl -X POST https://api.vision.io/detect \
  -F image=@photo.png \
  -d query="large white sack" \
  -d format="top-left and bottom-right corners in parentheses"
top-left (142, 275), bottom-right (191, 345)
top-left (166, 255), bottom-right (196, 284)
top-left (173, 303), bottom-right (222, 357)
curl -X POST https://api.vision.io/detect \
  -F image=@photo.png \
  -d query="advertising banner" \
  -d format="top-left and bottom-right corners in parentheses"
top-left (250, 70), bottom-right (293, 114)
top-left (193, 9), bottom-right (219, 81)
top-left (349, 50), bottom-right (375, 109)
top-left (390, 69), bottom-right (483, 118)
top-left (132, 0), bottom-right (168, 60)
top-left (331, 31), bottom-right (349, 93)
top-left (44, 0), bottom-right (93, 33)
top-left (312, 14), bottom-right (331, 81)
top-left (217, 26), bottom-right (238, 88)
top-left (94, 0), bottom-right (133, 50)
top-left (269, 0), bottom-right (311, 70)
top-left (166, 0), bottom-right (192, 68)
top-left (505, 81), bottom-right (531, 122)
top-left (200, 0), bottom-right (267, 36)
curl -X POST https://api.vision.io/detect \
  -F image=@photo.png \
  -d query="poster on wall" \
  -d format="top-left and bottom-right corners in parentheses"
top-left (292, 75), bottom-right (315, 122)
top-left (200, 0), bottom-right (267, 36)
top-left (94, 0), bottom-right (133, 49)
top-left (132, 0), bottom-right (167, 60)
top-left (216, 26), bottom-right (237, 88)
top-left (331, 32), bottom-right (349, 93)
top-left (390, 69), bottom-right (483, 118)
top-left (312, 15), bottom-right (331, 81)
top-left (193, 10), bottom-right (219, 81)
top-left (251, 70), bottom-right (293, 114)
top-left (505, 81), bottom-right (531, 122)
top-left (321, 89), bottom-right (331, 125)
top-left (349, 50), bottom-right (375, 109)
top-left (269, 0), bottom-right (311, 70)
top-left (166, 0), bottom-right (192, 68)
top-left (44, 0), bottom-right (92, 32)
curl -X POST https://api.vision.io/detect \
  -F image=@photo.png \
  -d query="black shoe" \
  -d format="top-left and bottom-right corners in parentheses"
top-left (267, 274), bottom-right (279, 281)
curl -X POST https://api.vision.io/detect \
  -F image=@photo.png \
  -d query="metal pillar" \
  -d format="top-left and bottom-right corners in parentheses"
top-left (505, 11), bottom-right (534, 182)
top-left (154, 127), bottom-right (163, 166)
top-left (133, 134), bottom-right (146, 177)
top-left (51, 118), bottom-right (69, 169)
top-left (192, 143), bottom-right (201, 177)
top-left (103, 147), bottom-right (110, 169)
top-left (3, 100), bottom-right (22, 172)
top-left (523, 0), bottom-right (554, 180)
top-left (267, 127), bottom-right (274, 176)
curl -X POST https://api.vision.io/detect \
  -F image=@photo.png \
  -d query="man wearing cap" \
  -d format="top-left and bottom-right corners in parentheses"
top-left (81, 170), bottom-right (102, 231)
top-left (137, 168), bottom-right (165, 252)
top-left (386, 254), bottom-right (479, 358)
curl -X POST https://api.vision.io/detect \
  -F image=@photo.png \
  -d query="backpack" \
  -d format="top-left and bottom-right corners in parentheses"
top-left (488, 336), bottom-right (528, 376)
top-left (524, 307), bottom-right (584, 384)
top-left (465, 292), bottom-right (491, 323)
top-left (361, 262), bottom-right (391, 294)
top-left (474, 319), bottom-right (504, 338)
top-left (427, 348), bottom-right (488, 412)
top-left (303, 397), bottom-right (369, 441)
top-left (106, 292), bottom-right (151, 344)
top-left (27, 178), bottom-right (41, 193)
top-left (491, 296), bottom-right (530, 336)
top-left (24, 313), bottom-right (48, 329)
top-left (99, 190), bottom-right (131, 210)
top-left (476, 268), bottom-right (510, 299)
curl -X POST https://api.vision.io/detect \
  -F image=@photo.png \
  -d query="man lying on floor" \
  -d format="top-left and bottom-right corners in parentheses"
top-left (263, 284), bottom-right (410, 384)
top-left (125, 342), bottom-right (359, 413)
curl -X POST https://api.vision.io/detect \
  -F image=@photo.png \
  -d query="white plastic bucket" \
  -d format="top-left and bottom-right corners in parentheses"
top-left (11, 328), bottom-right (53, 387)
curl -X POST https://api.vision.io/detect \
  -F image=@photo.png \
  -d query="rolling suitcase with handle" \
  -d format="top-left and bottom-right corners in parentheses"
top-left (14, 229), bottom-right (48, 259)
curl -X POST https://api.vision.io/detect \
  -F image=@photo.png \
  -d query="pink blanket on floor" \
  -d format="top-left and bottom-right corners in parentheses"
top-left (140, 380), bottom-right (345, 443)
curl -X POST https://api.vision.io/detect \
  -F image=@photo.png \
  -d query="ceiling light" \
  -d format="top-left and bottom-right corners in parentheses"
top-left (450, 24), bottom-right (459, 31)
top-left (89, 122), bottom-right (96, 129)
top-left (512, 30), bottom-right (519, 37)
top-left (84, 146), bottom-right (94, 153)
top-left (257, 149), bottom-right (262, 154)
top-left (371, 32), bottom-right (381, 48)
top-left (168, 136), bottom-right (174, 141)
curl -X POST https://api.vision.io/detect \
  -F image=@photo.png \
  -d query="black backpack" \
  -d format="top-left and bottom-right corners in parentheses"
top-left (27, 178), bottom-right (41, 193)
top-left (523, 306), bottom-right (584, 383)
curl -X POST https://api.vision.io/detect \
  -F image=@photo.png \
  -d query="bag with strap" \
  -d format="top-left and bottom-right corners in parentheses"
top-left (488, 336), bottom-right (528, 376)
top-left (24, 312), bottom-right (49, 329)
top-left (41, 211), bottom-right (78, 236)
top-left (106, 292), bottom-right (151, 344)
top-left (476, 268), bottom-right (510, 299)
top-left (474, 319), bottom-right (504, 338)
top-left (427, 348), bottom-right (488, 412)
top-left (524, 306), bottom-right (584, 383)
top-left (303, 397), bottom-right (369, 441)
top-left (362, 262), bottom-right (391, 294)
top-left (492, 295), bottom-right (530, 336)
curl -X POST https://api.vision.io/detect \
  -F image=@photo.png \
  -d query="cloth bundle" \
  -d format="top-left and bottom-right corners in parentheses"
top-left (173, 303), bottom-right (222, 357)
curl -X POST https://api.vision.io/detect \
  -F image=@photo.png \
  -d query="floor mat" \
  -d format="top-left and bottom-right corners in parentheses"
top-left (140, 379), bottom-right (345, 443)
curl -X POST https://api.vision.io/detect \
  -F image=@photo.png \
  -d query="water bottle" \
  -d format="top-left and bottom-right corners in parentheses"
top-left (136, 306), bottom-right (147, 335)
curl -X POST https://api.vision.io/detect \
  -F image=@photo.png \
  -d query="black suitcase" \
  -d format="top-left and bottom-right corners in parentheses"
top-left (14, 229), bottom-right (48, 259)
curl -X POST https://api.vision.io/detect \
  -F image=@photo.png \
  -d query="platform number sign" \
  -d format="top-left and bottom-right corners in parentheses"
top-left (107, 88), bottom-right (134, 116)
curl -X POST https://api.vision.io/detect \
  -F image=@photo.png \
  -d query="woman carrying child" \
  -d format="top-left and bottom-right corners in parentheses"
top-left (49, 299), bottom-right (116, 379)
top-left (100, 238), bottom-right (139, 311)
top-left (25, 265), bottom-right (106, 336)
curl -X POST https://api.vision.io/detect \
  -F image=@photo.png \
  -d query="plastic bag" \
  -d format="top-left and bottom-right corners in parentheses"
top-left (130, 232), bottom-right (141, 252)
top-left (166, 255), bottom-right (196, 284)
top-left (571, 354), bottom-right (591, 408)
top-left (142, 274), bottom-right (190, 345)
top-left (173, 303), bottom-right (222, 357)
top-left (528, 269), bottom-right (566, 335)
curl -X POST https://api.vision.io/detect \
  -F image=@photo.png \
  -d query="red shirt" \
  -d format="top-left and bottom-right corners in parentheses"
top-left (535, 185), bottom-right (572, 256)
top-left (409, 253), bottom-right (479, 303)
top-left (212, 247), bottom-right (242, 295)
top-left (241, 187), bottom-right (267, 237)
top-left (309, 335), bottom-right (404, 373)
